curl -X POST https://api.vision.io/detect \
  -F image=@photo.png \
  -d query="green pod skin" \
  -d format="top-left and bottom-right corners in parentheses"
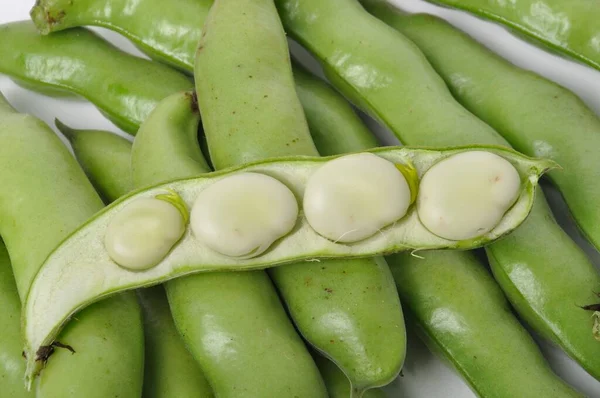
top-left (196, 0), bottom-right (405, 394)
top-left (313, 354), bottom-right (385, 398)
top-left (302, 65), bottom-right (581, 398)
top-left (364, 8), bottom-right (600, 255)
top-left (31, 0), bottom-right (212, 72)
top-left (60, 123), bottom-right (214, 398)
top-left (279, 0), bottom-right (600, 382)
top-left (292, 61), bottom-right (379, 156)
top-left (425, 0), bottom-right (600, 72)
top-left (0, 21), bottom-right (193, 134)
top-left (0, 242), bottom-right (33, 398)
top-left (57, 121), bottom-right (133, 204)
top-left (131, 91), bottom-right (327, 397)
top-left (360, 2), bottom-right (600, 382)
top-left (0, 94), bottom-right (144, 396)
top-left (138, 286), bottom-right (214, 398)
top-left (388, 251), bottom-right (583, 398)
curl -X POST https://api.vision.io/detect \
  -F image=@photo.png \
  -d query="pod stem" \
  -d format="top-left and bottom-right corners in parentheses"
top-left (395, 161), bottom-right (419, 205)
top-left (154, 189), bottom-right (190, 224)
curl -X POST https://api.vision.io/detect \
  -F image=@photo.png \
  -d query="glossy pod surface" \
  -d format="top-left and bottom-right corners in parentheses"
top-left (196, 0), bottom-right (406, 392)
top-left (360, 1), bottom-right (600, 382)
top-left (301, 62), bottom-right (583, 398)
top-left (61, 124), bottom-right (214, 398)
top-left (132, 91), bottom-right (327, 397)
top-left (31, 0), bottom-right (212, 71)
top-left (0, 21), bottom-right (192, 133)
top-left (426, 0), bottom-right (600, 71)
top-left (279, 0), bottom-right (600, 382)
top-left (388, 251), bottom-right (582, 397)
top-left (0, 94), bottom-right (144, 395)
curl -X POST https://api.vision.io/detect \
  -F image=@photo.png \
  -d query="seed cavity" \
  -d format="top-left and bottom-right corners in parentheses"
top-left (303, 153), bottom-right (413, 243)
top-left (417, 151), bottom-right (521, 241)
top-left (190, 172), bottom-right (299, 258)
top-left (105, 193), bottom-right (188, 271)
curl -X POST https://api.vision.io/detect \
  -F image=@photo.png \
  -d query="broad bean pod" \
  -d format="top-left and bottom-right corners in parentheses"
top-left (277, 0), bottom-right (600, 381)
top-left (424, 0), bottom-right (600, 71)
top-left (31, 0), bottom-right (212, 72)
top-left (59, 122), bottom-right (214, 398)
top-left (0, 93), bottom-right (144, 394)
top-left (0, 21), bottom-right (193, 134)
top-left (22, 124), bottom-right (549, 382)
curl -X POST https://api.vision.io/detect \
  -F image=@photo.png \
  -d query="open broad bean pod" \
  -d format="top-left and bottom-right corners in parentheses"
top-left (21, 144), bottom-right (553, 382)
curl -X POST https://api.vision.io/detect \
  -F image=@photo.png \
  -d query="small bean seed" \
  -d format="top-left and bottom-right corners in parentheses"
top-left (106, 196), bottom-right (187, 270)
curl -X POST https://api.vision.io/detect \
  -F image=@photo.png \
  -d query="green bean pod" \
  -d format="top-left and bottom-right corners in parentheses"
top-left (388, 251), bottom-right (583, 397)
top-left (0, 242), bottom-right (33, 398)
top-left (0, 21), bottom-right (192, 134)
top-left (278, 0), bottom-right (600, 381)
top-left (59, 123), bottom-right (214, 398)
top-left (31, 0), bottom-right (212, 72)
top-left (425, 0), bottom-right (600, 71)
top-left (292, 61), bottom-right (379, 156)
top-left (363, 5), bottom-right (600, 253)
top-left (196, 0), bottom-right (406, 393)
top-left (301, 66), bottom-right (582, 398)
top-left (58, 122), bottom-right (133, 203)
top-left (131, 91), bottom-right (328, 397)
top-left (0, 93), bottom-right (144, 395)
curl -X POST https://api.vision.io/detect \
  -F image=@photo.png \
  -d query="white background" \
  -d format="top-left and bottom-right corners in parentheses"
top-left (1, 0), bottom-right (600, 396)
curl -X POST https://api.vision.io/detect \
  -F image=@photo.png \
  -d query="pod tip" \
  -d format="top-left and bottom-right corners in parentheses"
top-left (54, 118), bottom-right (78, 141)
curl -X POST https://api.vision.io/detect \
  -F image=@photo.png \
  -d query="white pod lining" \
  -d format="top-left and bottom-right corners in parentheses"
top-left (417, 151), bottom-right (521, 241)
top-left (190, 172), bottom-right (299, 258)
top-left (105, 197), bottom-right (187, 271)
top-left (303, 153), bottom-right (412, 243)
